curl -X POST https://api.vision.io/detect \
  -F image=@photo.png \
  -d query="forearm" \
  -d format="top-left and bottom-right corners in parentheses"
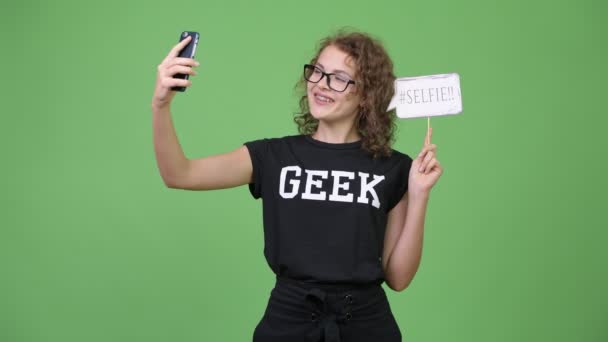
top-left (385, 190), bottom-right (429, 291)
top-left (152, 104), bottom-right (189, 187)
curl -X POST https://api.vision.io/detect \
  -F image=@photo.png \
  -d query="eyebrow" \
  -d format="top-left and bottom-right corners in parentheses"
top-left (315, 63), bottom-right (353, 78)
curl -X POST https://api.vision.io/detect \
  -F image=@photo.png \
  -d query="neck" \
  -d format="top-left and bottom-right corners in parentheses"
top-left (312, 119), bottom-right (360, 144)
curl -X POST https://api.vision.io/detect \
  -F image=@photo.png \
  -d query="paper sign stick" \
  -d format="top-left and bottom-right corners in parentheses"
top-left (387, 73), bottom-right (463, 119)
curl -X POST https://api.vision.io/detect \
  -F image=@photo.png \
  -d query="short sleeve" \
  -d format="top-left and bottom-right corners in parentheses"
top-left (386, 154), bottom-right (413, 212)
top-left (243, 138), bottom-right (269, 199)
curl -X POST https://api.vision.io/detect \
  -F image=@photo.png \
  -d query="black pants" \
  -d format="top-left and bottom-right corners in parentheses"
top-left (253, 276), bottom-right (402, 342)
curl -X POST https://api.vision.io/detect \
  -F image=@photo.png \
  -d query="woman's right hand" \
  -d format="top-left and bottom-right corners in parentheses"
top-left (151, 35), bottom-right (200, 109)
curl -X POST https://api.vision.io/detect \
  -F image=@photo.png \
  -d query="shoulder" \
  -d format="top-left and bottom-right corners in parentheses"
top-left (372, 147), bottom-right (413, 174)
top-left (380, 147), bottom-right (413, 166)
top-left (390, 148), bottom-right (413, 161)
top-left (246, 134), bottom-right (302, 144)
top-left (243, 134), bottom-right (304, 154)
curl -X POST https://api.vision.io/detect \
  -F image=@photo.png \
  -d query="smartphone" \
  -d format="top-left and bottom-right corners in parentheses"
top-left (171, 31), bottom-right (199, 92)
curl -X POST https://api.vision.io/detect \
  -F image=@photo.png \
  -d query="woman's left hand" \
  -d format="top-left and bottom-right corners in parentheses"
top-left (408, 126), bottom-right (443, 196)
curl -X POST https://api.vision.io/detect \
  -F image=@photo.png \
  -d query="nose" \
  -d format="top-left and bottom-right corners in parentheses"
top-left (317, 73), bottom-right (331, 91)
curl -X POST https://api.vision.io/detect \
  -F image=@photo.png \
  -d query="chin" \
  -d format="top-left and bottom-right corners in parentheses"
top-left (309, 105), bottom-right (331, 121)
top-left (307, 97), bottom-right (331, 119)
top-left (309, 110), bottom-right (323, 121)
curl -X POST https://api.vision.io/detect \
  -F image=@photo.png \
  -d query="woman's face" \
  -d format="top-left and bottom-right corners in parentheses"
top-left (306, 45), bottom-right (361, 123)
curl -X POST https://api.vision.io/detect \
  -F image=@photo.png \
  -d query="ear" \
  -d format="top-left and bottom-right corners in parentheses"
top-left (358, 102), bottom-right (368, 115)
top-left (358, 95), bottom-right (367, 106)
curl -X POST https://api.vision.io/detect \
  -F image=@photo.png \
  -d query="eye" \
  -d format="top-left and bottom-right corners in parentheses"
top-left (335, 75), bottom-right (350, 83)
top-left (313, 68), bottom-right (322, 74)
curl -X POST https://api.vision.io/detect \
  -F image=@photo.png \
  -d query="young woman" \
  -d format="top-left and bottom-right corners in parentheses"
top-left (152, 29), bottom-right (442, 342)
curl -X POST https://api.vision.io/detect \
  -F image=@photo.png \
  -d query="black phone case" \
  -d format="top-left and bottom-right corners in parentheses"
top-left (171, 31), bottom-right (199, 92)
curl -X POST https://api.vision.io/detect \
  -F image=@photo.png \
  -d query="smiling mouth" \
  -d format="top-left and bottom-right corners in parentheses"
top-left (313, 92), bottom-right (334, 105)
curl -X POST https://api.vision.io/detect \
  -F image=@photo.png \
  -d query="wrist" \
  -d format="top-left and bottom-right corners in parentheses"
top-left (408, 189), bottom-right (430, 202)
top-left (151, 101), bottom-right (171, 112)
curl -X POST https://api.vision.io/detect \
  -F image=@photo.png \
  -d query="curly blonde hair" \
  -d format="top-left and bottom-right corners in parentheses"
top-left (293, 28), bottom-right (398, 159)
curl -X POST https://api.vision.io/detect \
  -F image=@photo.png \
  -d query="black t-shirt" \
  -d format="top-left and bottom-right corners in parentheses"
top-left (243, 134), bottom-right (413, 285)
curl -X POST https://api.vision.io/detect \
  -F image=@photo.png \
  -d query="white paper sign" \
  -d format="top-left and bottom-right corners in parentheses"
top-left (387, 73), bottom-right (462, 118)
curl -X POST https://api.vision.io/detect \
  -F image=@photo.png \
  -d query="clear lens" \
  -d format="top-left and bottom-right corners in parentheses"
top-left (331, 76), bottom-right (348, 92)
top-left (304, 65), bottom-right (322, 83)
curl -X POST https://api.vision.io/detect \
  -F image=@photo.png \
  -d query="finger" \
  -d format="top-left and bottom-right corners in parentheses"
top-left (417, 149), bottom-right (427, 162)
top-left (430, 161), bottom-right (443, 177)
top-left (166, 64), bottom-right (198, 77)
top-left (418, 152), bottom-right (431, 172)
top-left (163, 57), bottom-right (200, 74)
top-left (424, 159), bottom-right (438, 174)
top-left (425, 143), bottom-right (437, 154)
top-left (163, 77), bottom-right (192, 89)
top-left (417, 143), bottom-right (437, 160)
top-left (170, 57), bottom-right (200, 67)
top-left (424, 126), bottom-right (432, 146)
top-left (419, 151), bottom-right (434, 172)
top-left (159, 65), bottom-right (195, 79)
top-left (168, 35), bottom-right (192, 59)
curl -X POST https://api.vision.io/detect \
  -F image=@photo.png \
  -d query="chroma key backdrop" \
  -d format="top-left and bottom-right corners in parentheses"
top-left (1, 0), bottom-right (606, 341)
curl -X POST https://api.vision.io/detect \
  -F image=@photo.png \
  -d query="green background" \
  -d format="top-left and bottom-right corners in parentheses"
top-left (2, 0), bottom-right (606, 341)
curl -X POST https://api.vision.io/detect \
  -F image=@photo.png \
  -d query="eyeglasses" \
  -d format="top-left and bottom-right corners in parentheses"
top-left (303, 64), bottom-right (356, 92)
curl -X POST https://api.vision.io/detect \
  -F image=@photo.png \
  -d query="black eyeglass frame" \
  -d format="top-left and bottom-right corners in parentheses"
top-left (303, 64), bottom-right (356, 93)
